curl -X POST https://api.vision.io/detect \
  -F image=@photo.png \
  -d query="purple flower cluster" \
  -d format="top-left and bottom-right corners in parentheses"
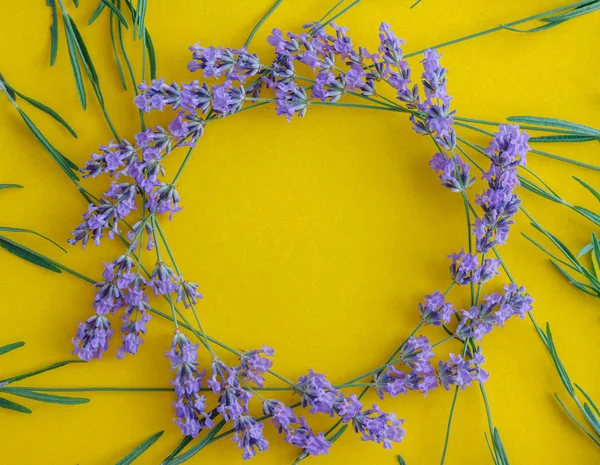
top-left (72, 253), bottom-right (201, 361)
top-left (232, 416), bottom-right (269, 460)
top-left (448, 250), bottom-right (500, 285)
top-left (475, 124), bottom-right (530, 253)
top-left (418, 291), bottom-right (455, 326)
top-left (208, 359), bottom-right (252, 421)
top-left (167, 333), bottom-right (213, 437)
top-left (237, 345), bottom-right (274, 387)
top-left (429, 152), bottom-right (474, 192)
top-left (263, 400), bottom-right (331, 456)
top-left (374, 336), bottom-right (438, 398)
top-left (295, 370), bottom-right (406, 449)
top-left (456, 284), bottom-right (533, 340)
top-left (437, 348), bottom-right (489, 390)
top-left (72, 255), bottom-right (153, 360)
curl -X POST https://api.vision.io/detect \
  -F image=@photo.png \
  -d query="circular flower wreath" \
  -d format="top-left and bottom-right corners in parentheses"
top-left (69, 21), bottom-right (533, 461)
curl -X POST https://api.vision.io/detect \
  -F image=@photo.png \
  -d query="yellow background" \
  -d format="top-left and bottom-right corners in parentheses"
top-left (1, 0), bottom-right (599, 463)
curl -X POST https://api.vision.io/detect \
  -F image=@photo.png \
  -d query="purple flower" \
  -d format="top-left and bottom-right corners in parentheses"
top-left (456, 284), bottom-right (533, 340)
top-left (167, 332), bottom-right (213, 437)
top-left (232, 416), bottom-right (269, 460)
top-left (72, 313), bottom-right (113, 361)
top-left (374, 366), bottom-right (408, 399)
top-left (351, 404), bottom-right (405, 449)
top-left (117, 304), bottom-right (150, 359)
top-left (437, 349), bottom-right (489, 390)
top-left (175, 279), bottom-right (202, 308)
top-left (404, 361), bottom-right (438, 395)
top-left (262, 400), bottom-right (331, 456)
top-left (474, 125), bottom-right (530, 253)
top-left (378, 23), bottom-right (405, 67)
top-left (429, 153), bottom-right (474, 192)
top-left (296, 370), bottom-right (342, 416)
top-left (238, 345), bottom-right (274, 387)
top-left (149, 262), bottom-right (178, 296)
top-left (449, 250), bottom-right (500, 285)
top-left (418, 291), bottom-right (455, 326)
top-left (421, 49), bottom-right (447, 100)
top-left (336, 394), bottom-right (363, 422)
top-left (208, 359), bottom-right (252, 421)
top-left (398, 336), bottom-right (434, 367)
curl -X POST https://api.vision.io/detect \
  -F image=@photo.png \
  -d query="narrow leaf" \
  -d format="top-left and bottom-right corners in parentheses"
top-left (68, 18), bottom-right (99, 85)
top-left (0, 184), bottom-right (23, 190)
top-left (48, 0), bottom-right (59, 66)
top-left (63, 17), bottom-right (87, 109)
top-left (167, 420), bottom-right (225, 465)
top-left (546, 324), bottom-right (575, 396)
top-left (0, 227), bottom-right (67, 252)
top-left (507, 116), bottom-right (600, 136)
top-left (145, 30), bottom-right (156, 80)
top-left (13, 105), bottom-right (79, 178)
top-left (0, 235), bottom-right (62, 273)
top-left (161, 436), bottom-right (193, 465)
top-left (100, 0), bottom-right (129, 29)
top-left (0, 341), bottom-right (25, 356)
top-left (115, 431), bottom-right (164, 465)
top-left (1, 388), bottom-right (89, 405)
top-left (578, 242), bottom-right (593, 257)
top-left (528, 135), bottom-right (597, 143)
top-left (2, 82), bottom-right (77, 137)
top-left (88, 1), bottom-right (106, 25)
top-left (0, 396), bottom-right (31, 414)
top-left (0, 360), bottom-right (84, 385)
top-left (574, 177), bottom-right (600, 203)
top-left (575, 384), bottom-right (600, 418)
top-left (109, 10), bottom-right (128, 90)
top-left (543, 2), bottom-right (600, 23)
top-left (397, 456), bottom-right (407, 465)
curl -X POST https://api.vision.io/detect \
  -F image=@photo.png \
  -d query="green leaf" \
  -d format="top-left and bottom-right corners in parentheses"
top-left (1, 81), bottom-right (77, 138)
top-left (115, 431), bottom-right (164, 465)
top-left (550, 260), bottom-right (599, 296)
top-left (576, 384), bottom-right (600, 418)
top-left (88, 1), bottom-right (106, 25)
top-left (329, 424), bottom-right (348, 442)
top-left (507, 116), bottom-right (600, 136)
top-left (63, 15), bottom-right (87, 109)
top-left (578, 242), bottom-right (593, 257)
top-left (109, 8), bottom-right (128, 90)
top-left (397, 455), bottom-right (407, 465)
top-left (10, 103), bottom-right (79, 179)
top-left (166, 419), bottom-right (225, 465)
top-left (573, 206), bottom-right (600, 228)
top-left (0, 388), bottom-right (89, 405)
top-left (0, 235), bottom-right (62, 273)
top-left (0, 227), bottom-right (67, 253)
top-left (100, 0), bottom-right (129, 29)
top-left (0, 360), bottom-right (84, 385)
top-left (543, 2), bottom-right (600, 23)
top-left (161, 436), bottom-right (193, 465)
top-left (528, 135), bottom-right (597, 143)
top-left (492, 428), bottom-right (510, 465)
top-left (0, 184), bottom-right (23, 190)
top-left (68, 18), bottom-right (99, 86)
top-left (498, 21), bottom-right (563, 33)
top-left (0, 396), bottom-right (31, 414)
top-left (145, 30), bottom-right (156, 80)
top-left (530, 222), bottom-right (580, 267)
top-left (47, 0), bottom-right (59, 66)
top-left (545, 324), bottom-right (576, 396)
top-left (555, 394), bottom-right (600, 446)
top-left (573, 177), bottom-right (600, 203)
top-left (530, 148), bottom-right (600, 172)
top-left (0, 341), bottom-right (25, 356)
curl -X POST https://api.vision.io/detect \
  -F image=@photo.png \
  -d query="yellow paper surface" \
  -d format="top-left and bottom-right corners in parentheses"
top-left (0, 1), bottom-right (599, 463)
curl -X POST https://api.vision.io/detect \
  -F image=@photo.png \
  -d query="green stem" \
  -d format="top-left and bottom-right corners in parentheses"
top-left (405, 0), bottom-right (594, 58)
top-left (244, 0), bottom-right (284, 48)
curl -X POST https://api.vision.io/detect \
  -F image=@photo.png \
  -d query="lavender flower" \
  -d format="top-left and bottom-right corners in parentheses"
top-left (351, 405), bottom-right (406, 449)
top-left (437, 349), bottom-right (489, 390)
top-left (474, 124), bottom-right (530, 253)
top-left (208, 359), bottom-right (252, 421)
top-left (449, 250), bottom-right (500, 285)
top-left (262, 400), bottom-right (331, 456)
top-left (238, 345), bottom-right (274, 387)
top-left (167, 332), bottom-right (213, 437)
top-left (418, 291), bottom-right (455, 326)
top-left (456, 284), bottom-right (533, 340)
top-left (296, 369), bottom-right (343, 416)
top-left (232, 415), bottom-right (269, 460)
top-left (429, 153), bottom-right (474, 192)
top-left (398, 336), bottom-right (434, 367)
top-left (72, 313), bottom-right (113, 361)
top-left (374, 366), bottom-right (407, 399)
